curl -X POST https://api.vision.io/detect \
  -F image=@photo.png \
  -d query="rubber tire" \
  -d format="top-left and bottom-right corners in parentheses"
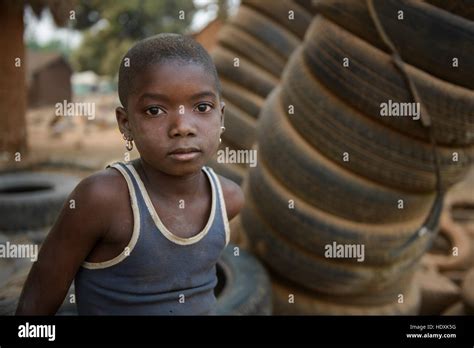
top-left (215, 244), bottom-right (272, 315)
top-left (271, 272), bottom-right (421, 315)
top-left (461, 268), bottom-right (474, 314)
top-left (294, 0), bottom-right (318, 14)
top-left (217, 24), bottom-right (287, 78)
top-left (229, 5), bottom-right (301, 61)
top-left (313, 0), bottom-right (474, 89)
top-left (280, 49), bottom-right (473, 193)
top-left (242, 0), bottom-right (313, 39)
top-left (425, 0), bottom-right (474, 21)
top-left (221, 78), bottom-right (265, 120)
top-left (212, 46), bottom-right (279, 98)
top-left (0, 172), bottom-right (79, 231)
top-left (242, 191), bottom-right (428, 295)
top-left (246, 155), bottom-right (436, 267)
top-left (222, 101), bottom-right (257, 151)
top-left (258, 87), bottom-right (436, 224)
top-left (303, 16), bottom-right (474, 146)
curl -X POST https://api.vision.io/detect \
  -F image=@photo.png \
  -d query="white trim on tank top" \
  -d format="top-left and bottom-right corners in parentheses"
top-left (127, 164), bottom-right (217, 246)
top-left (207, 166), bottom-right (230, 246)
top-left (82, 163), bottom-right (141, 269)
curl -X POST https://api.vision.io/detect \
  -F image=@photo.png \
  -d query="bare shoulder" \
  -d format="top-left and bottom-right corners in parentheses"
top-left (216, 174), bottom-right (245, 221)
top-left (73, 166), bottom-right (127, 203)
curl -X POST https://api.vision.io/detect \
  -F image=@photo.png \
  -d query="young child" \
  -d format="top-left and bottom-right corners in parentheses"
top-left (16, 34), bottom-right (244, 315)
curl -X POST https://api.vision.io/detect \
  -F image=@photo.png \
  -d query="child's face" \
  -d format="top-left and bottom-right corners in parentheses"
top-left (116, 61), bottom-right (225, 176)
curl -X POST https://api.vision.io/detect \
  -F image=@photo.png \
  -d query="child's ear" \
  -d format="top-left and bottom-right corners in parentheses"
top-left (116, 106), bottom-right (132, 136)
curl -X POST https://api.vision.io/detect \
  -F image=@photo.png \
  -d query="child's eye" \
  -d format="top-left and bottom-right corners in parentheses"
top-left (195, 103), bottom-right (213, 113)
top-left (145, 106), bottom-right (165, 117)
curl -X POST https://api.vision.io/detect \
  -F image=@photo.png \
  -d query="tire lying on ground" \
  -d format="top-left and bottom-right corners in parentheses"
top-left (215, 244), bottom-right (272, 315)
top-left (261, 87), bottom-right (436, 224)
top-left (280, 49), bottom-right (473, 193)
top-left (271, 272), bottom-right (421, 315)
top-left (313, 0), bottom-right (474, 89)
top-left (304, 16), bottom-right (474, 147)
top-left (0, 172), bottom-right (79, 231)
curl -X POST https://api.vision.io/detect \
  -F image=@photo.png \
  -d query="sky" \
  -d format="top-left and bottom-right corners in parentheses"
top-left (24, 0), bottom-right (239, 49)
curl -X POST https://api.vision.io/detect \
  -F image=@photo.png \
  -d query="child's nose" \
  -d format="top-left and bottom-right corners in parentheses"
top-left (168, 109), bottom-right (196, 137)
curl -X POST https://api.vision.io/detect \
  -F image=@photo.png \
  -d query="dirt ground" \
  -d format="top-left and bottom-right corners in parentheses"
top-left (1, 93), bottom-right (139, 176)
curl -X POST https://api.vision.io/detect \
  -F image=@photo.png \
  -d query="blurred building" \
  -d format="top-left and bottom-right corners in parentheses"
top-left (27, 50), bottom-right (72, 107)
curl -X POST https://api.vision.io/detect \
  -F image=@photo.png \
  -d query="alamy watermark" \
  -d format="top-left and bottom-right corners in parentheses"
top-left (324, 241), bottom-right (365, 262)
top-left (380, 99), bottom-right (420, 121)
top-left (217, 147), bottom-right (257, 167)
top-left (0, 241), bottom-right (38, 262)
top-left (55, 100), bottom-right (96, 120)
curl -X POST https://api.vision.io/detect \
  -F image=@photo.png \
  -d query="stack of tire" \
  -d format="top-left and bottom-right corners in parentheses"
top-left (241, 0), bottom-right (474, 314)
top-left (209, 0), bottom-right (316, 184)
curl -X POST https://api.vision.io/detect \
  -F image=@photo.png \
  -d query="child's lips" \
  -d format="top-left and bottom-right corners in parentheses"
top-left (167, 147), bottom-right (202, 161)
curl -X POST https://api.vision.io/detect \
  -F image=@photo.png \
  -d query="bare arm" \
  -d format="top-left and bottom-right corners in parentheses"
top-left (219, 175), bottom-right (245, 221)
top-left (16, 171), bottom-right (116, 315)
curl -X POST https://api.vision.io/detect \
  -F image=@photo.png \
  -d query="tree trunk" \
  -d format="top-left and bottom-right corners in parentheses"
top-left (0, 0), bottom-right (27, 160)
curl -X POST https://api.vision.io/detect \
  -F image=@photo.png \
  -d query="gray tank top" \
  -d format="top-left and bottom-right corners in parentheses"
top-left (74, 162), bottom-right (230, 315)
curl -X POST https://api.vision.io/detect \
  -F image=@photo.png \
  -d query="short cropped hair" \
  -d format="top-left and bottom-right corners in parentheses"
top-left (118, 33), bottom-right (222, 108)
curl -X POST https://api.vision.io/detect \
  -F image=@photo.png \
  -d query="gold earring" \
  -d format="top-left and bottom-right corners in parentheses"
top-left (123, 134), bottom-right (133, 151)
top-left (219, 126), bottom-right (225, 143)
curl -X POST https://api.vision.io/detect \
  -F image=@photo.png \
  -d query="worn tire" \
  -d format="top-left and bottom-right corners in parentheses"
top-left (217, 24), bottom-right (286, 78)
top-left (208, 141), bottom-right (246, 186)
top-left (0, 172), bottom-right (79, 231)
top-left (215, 244), bottom-right (272, 315)
top-left (222, 101), bottom-right (257, 151)
top-left (313, 0), bottom-right (474, 89)
top-left (213, 46), bottom-right (278, 98)
top-left (221, 78), bottom-right (265, 120)
top-left (304, 16), bottom-right (474, 146)
top-left (280, 49), bottom-right (473, 192)
top-left (229, 5), bottom-right (301, 61)
top-left (258, 87), bottom-right (436, 224)
top-left (247, 155), bottom-right (436, 267)
top-left (242, 191), bottom-right (427, 295)
top-left (425, 0), bottom-right (474, 21)
top-left (272, 273), bottom-right (421, 315)
top-left (242, 0), bottom-right (313, 39)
